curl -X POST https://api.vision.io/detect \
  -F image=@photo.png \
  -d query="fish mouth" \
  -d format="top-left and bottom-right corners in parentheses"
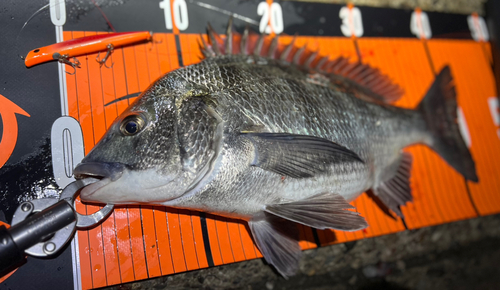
top-left (74, 162), bottom-right (126, 181)
top-left (74, 162), bottom-right (126, 199)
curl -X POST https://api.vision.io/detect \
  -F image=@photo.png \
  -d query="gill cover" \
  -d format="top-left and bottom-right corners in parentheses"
top-left (177, 95), bottom-right (224, 193)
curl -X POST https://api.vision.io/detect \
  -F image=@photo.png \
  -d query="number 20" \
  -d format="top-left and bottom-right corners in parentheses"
top-left (258, 2), bottom-right (284, 34)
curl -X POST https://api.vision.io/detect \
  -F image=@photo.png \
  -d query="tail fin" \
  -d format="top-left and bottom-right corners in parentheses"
top-left (418, 66), bottom-right (478, 182)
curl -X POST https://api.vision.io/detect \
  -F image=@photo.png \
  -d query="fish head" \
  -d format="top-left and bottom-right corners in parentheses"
top-left (74, 78), bottom-right (221, 205)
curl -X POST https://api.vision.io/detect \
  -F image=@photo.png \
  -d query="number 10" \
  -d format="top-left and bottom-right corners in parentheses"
top-left (159, 0), bottom-right (189, 31)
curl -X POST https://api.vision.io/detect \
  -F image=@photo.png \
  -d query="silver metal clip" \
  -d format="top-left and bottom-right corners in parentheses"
top-left (11, 198), bottom-right (76, 257)
top-left (10, 178), bottom-right (114, 258)
top-left (59, 178), bottom-right (115, 229)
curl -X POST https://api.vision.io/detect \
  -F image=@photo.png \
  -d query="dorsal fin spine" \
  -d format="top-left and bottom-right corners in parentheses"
top-left (225, 17), bottom-right (233, 55)
top-left (202, 18), bottom-right (404, 103)
top-left (207, 23), bottom-right (221, 55)
top-left (268, 36), bottom-right (279, 58)
top-left (356, 66), bottom-right (370, 82)
top-left (315, 56), bottom-right (329, 71)
top-left (346, 64), bottom-right (366, 79)
top-left (254, 33), bottom-right (265, 56)
top-left (304, 51), bottom-right (319, 68)
top-left (293, 45), bottom-right (306, 65)
top-left (241, 26), bottom-right (249, 55)
top-left (280, 36), bottom-right (296, 61)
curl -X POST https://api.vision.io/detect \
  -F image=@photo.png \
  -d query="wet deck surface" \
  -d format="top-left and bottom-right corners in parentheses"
top-left (104, 214), bottom-right (500, 289)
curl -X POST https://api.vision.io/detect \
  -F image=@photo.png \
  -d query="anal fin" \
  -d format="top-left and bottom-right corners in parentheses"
top-left (265, 192), bottom-right (368, 231)
top-left (373, 152), bottom-right (413, 218)
top-left (248, 213), bottom-right (301, 278)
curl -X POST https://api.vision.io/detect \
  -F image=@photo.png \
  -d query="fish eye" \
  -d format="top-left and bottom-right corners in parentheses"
top-left (120, 114), bottom-right (145, 136)
top-left (34, 49), bottom-right (40, 53)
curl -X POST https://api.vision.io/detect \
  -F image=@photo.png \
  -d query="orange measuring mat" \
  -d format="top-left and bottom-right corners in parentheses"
top-left (357, 38), bottom-right (478, 229)
top-left (26, 31), bottom-right (152, 67)
top-left (63, 32), bottom-right (500, 289)
top-left (428, 39), bottom-right (500, 216)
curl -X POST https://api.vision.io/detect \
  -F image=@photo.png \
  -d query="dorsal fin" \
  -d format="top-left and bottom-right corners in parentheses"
top-left (199, 18), bottom-right (404, 104)
top-left (327, 57), bottom-right (404, 103)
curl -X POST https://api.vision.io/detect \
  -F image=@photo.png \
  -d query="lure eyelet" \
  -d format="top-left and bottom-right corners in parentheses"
top-left (120, 114), bottom-right (146, 136)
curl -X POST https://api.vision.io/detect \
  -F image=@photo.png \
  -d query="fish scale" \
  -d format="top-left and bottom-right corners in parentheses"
top-left (165, 55), bottom-right (426, 212)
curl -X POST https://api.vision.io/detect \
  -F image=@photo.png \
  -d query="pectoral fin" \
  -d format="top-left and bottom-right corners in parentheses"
top-left (373, 152), bottom-right (413, 217)
top-left (248, 212), bottom-right (301, 278)
top-left (242, 133), bottom-right (363, 178)
top-left (265, 192), bottom-right (368, 231)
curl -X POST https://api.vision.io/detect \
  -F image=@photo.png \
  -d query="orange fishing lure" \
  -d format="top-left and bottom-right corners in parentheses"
top-left (25, 31), bottom-right (152, 70)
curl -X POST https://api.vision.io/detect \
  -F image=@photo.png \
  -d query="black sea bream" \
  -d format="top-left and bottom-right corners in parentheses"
top-left (74, 21), bottom-right (478, 276)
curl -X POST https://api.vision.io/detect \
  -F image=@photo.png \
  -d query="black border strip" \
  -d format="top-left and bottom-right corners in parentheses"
top-left (199, 213), bottom-right (215, 267)
top-left (175, 34), bottom-right (185, 67)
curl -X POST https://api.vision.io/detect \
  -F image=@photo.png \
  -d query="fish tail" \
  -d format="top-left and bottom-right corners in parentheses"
top-left (418, 66), bottom-right (478, 182)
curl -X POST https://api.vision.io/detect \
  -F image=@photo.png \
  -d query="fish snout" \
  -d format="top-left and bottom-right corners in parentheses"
top-left (74, 162), bottom-right (126, 181)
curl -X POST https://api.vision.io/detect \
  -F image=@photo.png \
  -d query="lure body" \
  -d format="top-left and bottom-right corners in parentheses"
top-left (25, 31), bottom-right (152, 67)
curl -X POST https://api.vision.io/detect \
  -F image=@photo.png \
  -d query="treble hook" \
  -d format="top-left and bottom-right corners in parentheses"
top-left (96, 43), bottom-right (114, 68)
top-left (56, 54), bottom-right (81, 75)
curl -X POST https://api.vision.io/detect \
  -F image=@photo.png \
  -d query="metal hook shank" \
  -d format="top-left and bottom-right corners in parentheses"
top-left (96, 43), bottom-right (114, 68)
top-left (55, 53), bottom-right (81, 75)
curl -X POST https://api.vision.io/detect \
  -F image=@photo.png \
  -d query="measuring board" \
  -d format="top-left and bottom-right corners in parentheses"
top-left (0, 1), bottom-right (498, 289)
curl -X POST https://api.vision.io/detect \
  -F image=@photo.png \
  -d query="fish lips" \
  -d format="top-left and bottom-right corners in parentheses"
top-left (74, 162), bottom-right (126, 199)
top-left (74, 162), bottom-right (126, 181)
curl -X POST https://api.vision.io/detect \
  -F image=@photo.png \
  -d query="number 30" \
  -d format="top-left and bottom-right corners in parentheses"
top-left (339, 5), bottom-right (364, 37)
